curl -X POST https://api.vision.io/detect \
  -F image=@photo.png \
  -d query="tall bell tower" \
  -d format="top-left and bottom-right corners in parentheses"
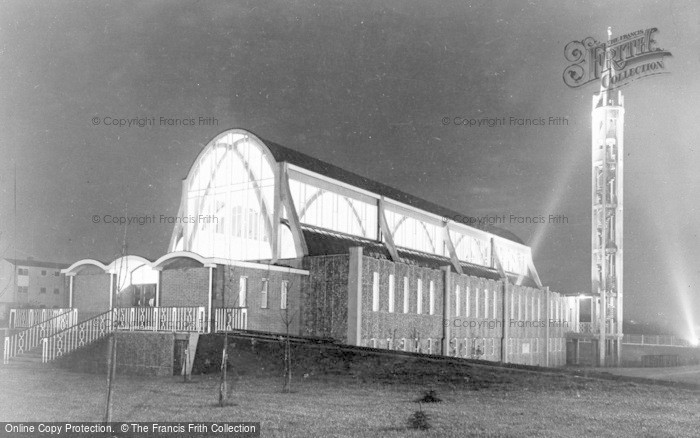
top-left (591, 27), bottom-right (624, 366)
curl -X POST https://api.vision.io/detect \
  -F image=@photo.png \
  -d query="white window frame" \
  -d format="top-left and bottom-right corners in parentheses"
top-left (484, 288), bottom-right (489, 319)
top-left (372, 272), bottom-right (379, 312)
top-left (550, 297), bottom-right (554, 320)
top-left (466, 285), bottom-right (470, 317)
top-left (260, 279), bottom-right (269, 309)
top-left (403, 277), bottom-right (409, 313)
top-left (239, 276), bottom-right (248, 307)
top-left (429, 280), bottom-right (435, 315)
top-left (388, 274), bottom-right (395, 313)
top-left (455, 284), bottom-right (461, 317)
top-left (416, 278), bottom-right (423, 314)
top-left (510, 289), bottom-right (515, 319)
top-left (557, 298), bottom-right (561, 321)
top-left (280, 280), bottom-right (288, 310)
top-left (525, 293), bottom-right (528, 321)
top-left (492, 289), bottom-right (498, 319)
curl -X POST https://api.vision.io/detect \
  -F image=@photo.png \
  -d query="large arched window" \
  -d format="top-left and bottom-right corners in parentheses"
top-left (449, 230), bottom-right (491, 266)
top-left (384, 210), bottom-right (439, 255)
top-left (493, 241), bottom-right (528, 275)
top-left (173, 131), bottom-right (279, 260)
top-left (288, 179), bottom-right (377, 239)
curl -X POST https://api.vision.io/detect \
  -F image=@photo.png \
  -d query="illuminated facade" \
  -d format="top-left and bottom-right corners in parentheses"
top-left (48, 127), bottom-right (579, 367)
top-left (161, 128), bottom-right (574, 366)
top-left (169, 129), bottom-right (532, 279)
top-left (5, 126), bottom-right (588, 369)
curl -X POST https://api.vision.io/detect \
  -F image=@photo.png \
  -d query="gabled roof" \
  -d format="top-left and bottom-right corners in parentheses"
top-left (260, 136), bottom-right (525, 245)
top-left (4, 258), bottom-right (69, 270)
top-left (301, 225), bottom-right (538, 288)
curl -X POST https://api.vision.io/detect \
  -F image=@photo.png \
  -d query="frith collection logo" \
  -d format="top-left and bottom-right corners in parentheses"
top-left (563, 27), bottom-right (672, 91)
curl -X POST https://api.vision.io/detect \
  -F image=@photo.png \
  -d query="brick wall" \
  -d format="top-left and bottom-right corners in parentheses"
top-left (73, 273), bottom-right (111, 320)
top-left (159, 266), bottom-right (210, 308)
top-left (447, 274), bottom-right (502, 361)
top-left (300, 255), bottom-right (350, 339)
top-left (127, 264), bottom-right (306, 335)
top-left (361, 257), bottom-right (445, 354)
top-left (336, 249), bottom-right (571, 367)
top-left (217, 265), bottom-right (304, 335)
top-left (54, 332), bottom-right (174, 376)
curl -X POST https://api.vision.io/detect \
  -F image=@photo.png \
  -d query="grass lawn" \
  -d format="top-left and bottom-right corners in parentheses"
top-left (1, 364), bottom-right (698, 438)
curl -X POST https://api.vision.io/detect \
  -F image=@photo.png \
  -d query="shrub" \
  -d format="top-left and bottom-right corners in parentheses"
top-left (407, 405), bottom-right (432, 430)
top-left (415, 389), bottom-right (442, 403)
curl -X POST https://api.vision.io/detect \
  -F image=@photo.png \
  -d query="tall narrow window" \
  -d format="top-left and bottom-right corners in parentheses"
top-left (484, 288), bottom-right (489, 319)
top-left (492, 289), bottom-right (497, 318)
top-left (239, 277), bottom-right (248, 307)
top-left (403, 277), bottom-right (409, 313)
top-left (429, 280), bottom-right (435, 315)
top-left (260, 279), bottom-right (269, 309)
top-left (510, 289), bottom-right (515, 319)
top-left (465, 286), bottom-right (470, 317)
top-left (524, 291), bottom-right (528, 320)
top-left (557, 298), bottom-right (561, 321)
top-left (280, 281), bottom-right (288, 310)
top-left (535, 296), bottom-right (539, 321)
top-left (455, 285), bottom-right (461, 317)
top-left (533, 296), bottom-right (537, 321)
top-left (388, 274), bottom-right (395, 313)
top-left (475, 287), bottom-right (480, 318)
top-left (372, 272), bottom-right (379, 312)
top-left (416, 278), bottom-right (423, 314)
top-left (549, 297), bottom-right (553, 320)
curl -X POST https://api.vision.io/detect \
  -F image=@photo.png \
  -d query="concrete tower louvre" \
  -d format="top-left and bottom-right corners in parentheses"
top-left (591, 27), bottom-right (624, 366)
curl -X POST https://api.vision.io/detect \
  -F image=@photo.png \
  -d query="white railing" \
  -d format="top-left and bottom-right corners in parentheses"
top-left (113, 307), bottom-right (206, 333)
top-left (214, 308), bottom-right (248, 332)
top-left (567, 321), bottom-right (621, 336)
top-left (9, 308), bottom-right (74, 329)
top-left (577, 322), bottom-right (596, 334)
top-left (42, 310), bottom-right (114, 362)
top-left (3, 309), bottom-right (78, 364)
top-left (41, 307), bottom-right (207, 363)
top-left (623, 334), bottom-right (692, 348)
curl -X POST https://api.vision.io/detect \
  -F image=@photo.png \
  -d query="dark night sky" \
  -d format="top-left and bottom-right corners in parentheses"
top-left (1, 1), bottom-right (698, 335)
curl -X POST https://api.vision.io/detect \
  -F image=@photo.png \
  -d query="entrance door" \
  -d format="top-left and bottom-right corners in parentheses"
top-left (118, 284), bottom-right (157, 307)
